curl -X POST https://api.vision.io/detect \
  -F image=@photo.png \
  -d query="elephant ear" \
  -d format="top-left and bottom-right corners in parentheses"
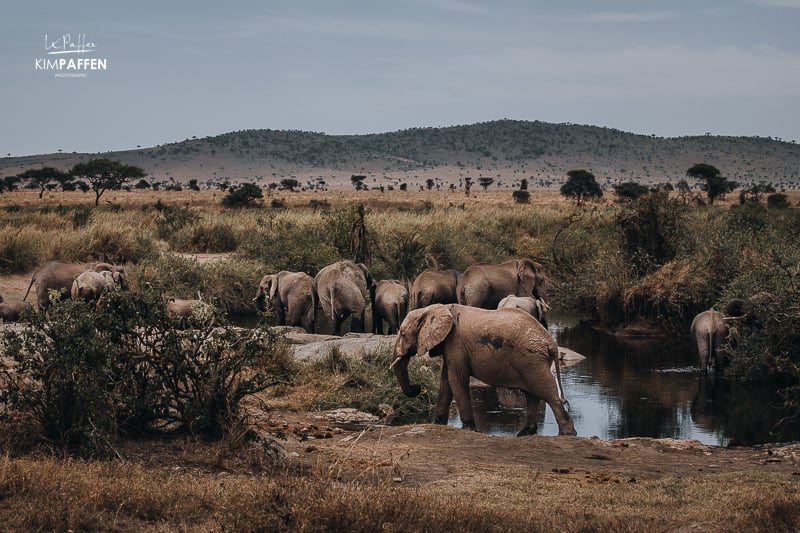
top-left (418, 304), bottom-right (454, 355)
top-left (268, 276), bottom-right (279, 301)
top-left (516, 259), bottom-right (544, 296)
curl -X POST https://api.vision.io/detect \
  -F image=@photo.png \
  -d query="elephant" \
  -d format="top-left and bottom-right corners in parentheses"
top-left (690, 309), bottom-right (728, 373)
top-left (253, 271), bottom-right (317, 333)
top-left (70, 269), bottom-right (128, 304)
top-left (166, 296), bottom-right (212, 320)
top-left (408, 269), bottom-right (460, 310)
top-left (0, 300), bottom-right (33, 322)
top-left (456, 258), bottom-right (546, 310)
top-left (497, 295), bottom-right (549, 328)
top-left (390, 304), bottom-right (576, 436)
top-left (314, 260), bottom-right (374, 336)
top-left (371, 279), bottom-right (409, 334)
top-left (22, 260), bottom-right (125, 311)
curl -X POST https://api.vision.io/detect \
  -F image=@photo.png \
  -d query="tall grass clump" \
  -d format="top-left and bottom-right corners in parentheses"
top-left (0, 227), bottom-right (44, 273)
top-left (131, 254), bottom-right (266, 313)
top-left (281, 345), bottom-right (439, 425)
top-left (239, 212), bottom-right (340, 273)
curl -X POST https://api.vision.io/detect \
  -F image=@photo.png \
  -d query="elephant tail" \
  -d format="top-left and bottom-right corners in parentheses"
top-left (22, 270), bottom-right (38, 302)
top-left (550, 343), bottom-right (569, 408)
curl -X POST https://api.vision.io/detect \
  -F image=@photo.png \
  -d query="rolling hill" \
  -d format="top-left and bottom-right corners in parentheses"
top-left (2, 119), bottom-right (799, 190)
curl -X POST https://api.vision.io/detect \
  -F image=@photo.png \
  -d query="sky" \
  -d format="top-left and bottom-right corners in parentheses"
top-left (2, 0), bottom-right (799, 156)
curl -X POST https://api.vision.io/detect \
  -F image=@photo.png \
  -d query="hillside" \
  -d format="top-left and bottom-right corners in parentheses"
top-left (2, 120), bottom-right (799, 190)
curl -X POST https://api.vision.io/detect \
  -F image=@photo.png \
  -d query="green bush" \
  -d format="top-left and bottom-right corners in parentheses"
top-left (0, 289), bottom-right (284, 453)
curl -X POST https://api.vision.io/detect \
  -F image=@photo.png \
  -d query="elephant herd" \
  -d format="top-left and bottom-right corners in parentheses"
top-left (250, 258), bottom-right (577, 436)
top-left (3, 256), bottom-right (737, 438)
top-left (252, 257), bottom-right (549, 336)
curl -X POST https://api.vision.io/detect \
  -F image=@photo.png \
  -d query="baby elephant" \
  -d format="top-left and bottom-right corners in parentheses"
top-left (0, 300), bottom-right (33, 322)
top-left (71, 270), bottom-right (127, 304)
top-left (497, 295), bottom-right (549, 328)
top-left (166, 297), bottom-right (213, 321)
top-left (372, 279), bottom-right (409, 334)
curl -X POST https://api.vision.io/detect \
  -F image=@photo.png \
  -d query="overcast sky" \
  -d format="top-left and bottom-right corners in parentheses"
top-left (2, 0), bottom-right (799, 156)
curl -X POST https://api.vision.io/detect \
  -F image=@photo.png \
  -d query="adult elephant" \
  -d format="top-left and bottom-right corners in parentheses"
top-left (253, 271), bottom-right (317, 333)
top-left (456, 258), bottom-right (546, 310)
top-left (390, 304), bottom-right (576, 436)
top-left (408, 269), bottom-right (460, 310)
top-left (497, 295), bottom-right (549, 328)
top-left (314, 260), bottom-right (373, 336)
top-left (22, 260), bottom-right (125, 311)
top-left (70, 269), bottom-right (128, 304)
top-left (372, 279), bottom-right (408, 335)
top-left (690, 309), bottom-right (727, 373)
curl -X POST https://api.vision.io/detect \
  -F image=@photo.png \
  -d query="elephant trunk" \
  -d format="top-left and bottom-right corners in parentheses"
top-left (392, 355), bottom-right (421, 398)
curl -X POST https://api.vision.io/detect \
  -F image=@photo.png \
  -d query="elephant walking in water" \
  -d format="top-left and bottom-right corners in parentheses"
top-left (391, 304), bottom-right (576, 437)
top-left (372, 279), bottom-right (408, 334)
top-left (690, 309), bottom-right (728, 373)
top-left (457, 258), bottom-right (546, 310)
top-left (314, 260), bottom-right (374, 335)
top-left (253, 271), bottom-right (317, 333)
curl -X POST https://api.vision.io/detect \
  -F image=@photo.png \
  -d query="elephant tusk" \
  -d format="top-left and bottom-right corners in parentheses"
top-left (389, 356), bottom-right (402, 370)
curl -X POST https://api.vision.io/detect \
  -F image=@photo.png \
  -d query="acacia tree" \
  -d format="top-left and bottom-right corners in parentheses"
top-left (70, 158), bottom-right (146, 206)
top-left (16, 167), bottom-right (72, 199)
top-left (560, 169), bottom-right (603, 206)
top-left (478, 177), bottom-right (494, 191)
top-left (686, 163), bottom-right (737, 205)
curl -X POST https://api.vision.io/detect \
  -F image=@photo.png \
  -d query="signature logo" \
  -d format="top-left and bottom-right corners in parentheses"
top-left (35, 33), bottom-right (108, 77)
top-left (44, 33), bottom-right (97, 55)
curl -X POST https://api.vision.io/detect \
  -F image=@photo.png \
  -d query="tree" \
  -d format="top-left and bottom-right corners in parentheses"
top-left (686, 163), bottom-right (737, 205)
top-left (134, 179), bottom-right (152, 190)
top-left (425, 178), bottom-right (435, 191)
top-left (676, 179), bottom-right (691, 203)
top-left (70, 158), bottom-right (146, 206)
top-left (613, 181), bottom-right (650, 202)
top-left (280, 178), bottom-right (299, 191)
top-left (222, 182), bottom-right (263, 208)
top-left (351, 175), bottom-right (367, 191)
top-left (512, 190), bottom-right (530, 204)
top-left (478, 177), bottom-right (494, 191)
top-left (187, 179), bottom-right (200, 191)
top-left (16, 167), bottom-right (72, 199)
top-left (1, 175), bottom-right (21, 193)
top-left (560, 169), bottom-right (603, 206)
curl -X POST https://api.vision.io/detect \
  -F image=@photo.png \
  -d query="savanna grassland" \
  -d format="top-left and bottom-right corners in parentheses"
top-left (1, 187), bottom-right (799, 532)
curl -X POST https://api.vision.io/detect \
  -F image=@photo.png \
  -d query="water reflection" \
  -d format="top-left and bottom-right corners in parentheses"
top-left (449, 313), bottom-right (800, 446)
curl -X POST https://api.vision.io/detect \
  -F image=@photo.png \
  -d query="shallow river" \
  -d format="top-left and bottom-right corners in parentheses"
top-left (448, 312), bottom-right (800, 446)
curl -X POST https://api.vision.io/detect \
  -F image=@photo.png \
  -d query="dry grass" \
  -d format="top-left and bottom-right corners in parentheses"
top-left (1, 450), bottom-right (797, 532)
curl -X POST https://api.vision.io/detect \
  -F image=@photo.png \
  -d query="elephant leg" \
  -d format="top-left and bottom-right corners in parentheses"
top-left (517, 392), bottom-right (545, 436)
top-left (447, 364), bottom-right (475, 431)
top-left (307, 315), bottom-right (316, 334)
top-left (697, 334), bottom-right (710, 373)
top-left (274, 303), bottom-right (286, 326)
top-left (525, 373), bottom-right (576, 436)
top-left (351, 311), bottom-right (365, 333)
top-left (434, 362), bottom-right (454, 425)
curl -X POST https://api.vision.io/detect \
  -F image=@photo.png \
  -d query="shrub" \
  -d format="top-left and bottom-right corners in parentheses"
top-left (615, 190), bottom-right (683, 276)
top-left (222, 183), bottom-right (263, 208)
top-left (767, 193), bottom-right (791, 209)
top-left (0, 289), bottom-right (283, 453)
top-left (512, 190), bottom-right (530, 204)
